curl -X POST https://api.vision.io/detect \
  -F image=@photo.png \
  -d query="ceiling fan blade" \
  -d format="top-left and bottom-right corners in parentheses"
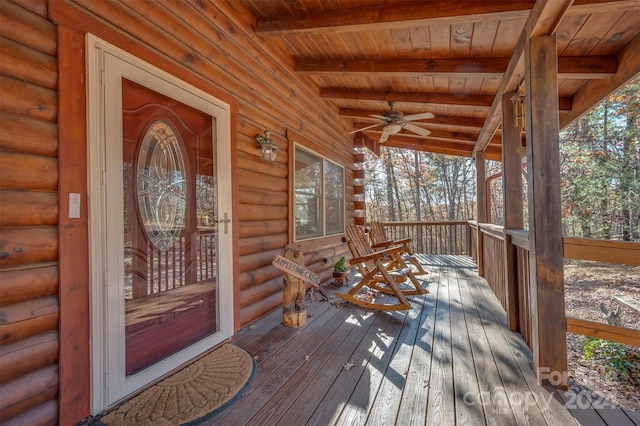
top-left (349, 123), bottom-right (384, 134)
top-left (369, 114), bottom-right (390, 121)
top-left (404, 112), bottom-right (435, 122)
top-left (404, 123), bottom-right (431, 137)
top-left (379, 131), bottom-right (390, 143)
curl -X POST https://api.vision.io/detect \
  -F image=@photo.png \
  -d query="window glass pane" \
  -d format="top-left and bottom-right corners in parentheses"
top-left (325, 160), bottom-right (344, 235)
top-left (295, 147), bottom-right (322, 239)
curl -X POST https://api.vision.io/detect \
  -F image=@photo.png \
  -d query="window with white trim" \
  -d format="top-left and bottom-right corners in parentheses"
top-left (294, 145), bottom-right (344, 241)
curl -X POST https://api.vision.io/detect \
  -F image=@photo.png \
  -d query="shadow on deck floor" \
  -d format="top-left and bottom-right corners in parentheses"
top-left (204, 255), bottom-right (639, 426)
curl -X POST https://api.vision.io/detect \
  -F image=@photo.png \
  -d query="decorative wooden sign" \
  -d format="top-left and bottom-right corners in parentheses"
top-left (272, 255), bottom-right (320, 286)
top-left (275, 249), bottom-right (316, 328)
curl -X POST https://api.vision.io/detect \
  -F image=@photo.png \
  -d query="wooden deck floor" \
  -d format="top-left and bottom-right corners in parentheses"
top-left (204, 255), bottom-right (639, 426)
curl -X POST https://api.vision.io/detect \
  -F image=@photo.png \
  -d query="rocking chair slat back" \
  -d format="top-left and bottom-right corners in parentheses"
top-left (337, 224), bottom-right (428, 311)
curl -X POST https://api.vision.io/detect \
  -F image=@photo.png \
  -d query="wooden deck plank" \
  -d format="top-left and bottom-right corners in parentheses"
top-left (594, 400), bottom-right (637, 426)
top-left (365, 293), bottom-right (430, 425)
top-left (242, 300), bottom-right (332, 364)
top-left (231, 290), bottom-right (333, 349)
top-left (229, 304), bottom-right (282, 347)
top-left (207, 300), bottom-right (350, 425)
top-left (335, 305), bottom-right (411, 424)
top-left (554, 389), bottom-right (608, 426)
top-left (246, 303), bottom-right (374, 425)
top-left (463, 266), bottom-right (551, 425)
top-left (304, 298), bottom-right (398, 426)
top-left (275, 297), bottom-right (395, 425)
top-left (449, 265), bottom-right (487, 424)
top-left (455, 261), bottom-right (518, 425)
top-left (425, 263), bottom-right (456, 425)
top-left (198, 255), bottom-right (620, 426)
top-left (395, 264), bottom-right (439, 425)
top-left (622, 407), bottom-right (640, 424)
top-left (469, 264), bottom-right (577, 426)
top-left (467, 265), bottom-right (581, 425)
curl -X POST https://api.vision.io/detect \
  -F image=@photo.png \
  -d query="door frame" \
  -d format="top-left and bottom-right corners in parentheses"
top-left (86, 34), bottom-right (234, 413)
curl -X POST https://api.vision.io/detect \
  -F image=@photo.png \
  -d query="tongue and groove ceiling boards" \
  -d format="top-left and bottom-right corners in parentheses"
top-left (240, 0), bottom-right (640, 160)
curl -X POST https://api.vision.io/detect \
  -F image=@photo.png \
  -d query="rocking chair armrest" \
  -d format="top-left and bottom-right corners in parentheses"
top-left (371, 237), bottom-right (411, 250)
top-left (348, 245), bottom-right (404, 265)
top-left (371, 240), bottom-right (395, 250)
top-left (394, 237), bottom-right (412, 245)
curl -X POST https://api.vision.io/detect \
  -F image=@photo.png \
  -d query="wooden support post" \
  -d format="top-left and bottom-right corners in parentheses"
top-left (525, 35), bottom-right (568, 388)
top-left (502, 92), bottom-right (524, 332)
top-left (475, 152), bottom-right (486, 276)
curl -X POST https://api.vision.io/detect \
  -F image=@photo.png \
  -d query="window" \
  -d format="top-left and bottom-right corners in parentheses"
top-left (294, 145), bottom-right (344, 241)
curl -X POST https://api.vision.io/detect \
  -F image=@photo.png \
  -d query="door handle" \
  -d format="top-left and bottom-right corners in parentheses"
top-left (219, 212), bottom-right (231, 234)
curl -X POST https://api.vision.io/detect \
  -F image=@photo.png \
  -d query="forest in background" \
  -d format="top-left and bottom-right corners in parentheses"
top-left (364, 77), bottom-right (639, 241)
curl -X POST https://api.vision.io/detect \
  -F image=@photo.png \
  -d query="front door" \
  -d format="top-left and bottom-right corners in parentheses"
top-left (88, 37), bottom-right (233, 410)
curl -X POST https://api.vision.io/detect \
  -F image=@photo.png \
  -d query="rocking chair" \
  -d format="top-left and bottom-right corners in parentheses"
top-left (336, 225), bottom-right (428, 311)
top-left (368, 221), bottom-right (428, 275)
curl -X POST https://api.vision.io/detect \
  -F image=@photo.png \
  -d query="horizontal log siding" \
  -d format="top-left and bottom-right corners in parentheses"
top-left (0, 1), bottom-right (59, 424)
top-left (52, 0), bottom-right (355, 330)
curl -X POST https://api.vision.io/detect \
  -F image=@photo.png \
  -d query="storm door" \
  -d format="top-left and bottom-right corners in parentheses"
top-left (87, 37), bottom-right (233, 410)
top-left (122, 78), bottom-right (219, 375)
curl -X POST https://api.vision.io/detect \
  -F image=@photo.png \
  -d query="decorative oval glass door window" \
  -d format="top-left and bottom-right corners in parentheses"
top-left (137, 120), bottom-right (187, 251)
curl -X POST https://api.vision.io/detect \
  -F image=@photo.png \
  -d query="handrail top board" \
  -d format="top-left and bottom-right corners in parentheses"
top-left (382, 220), bottom-right (470, 226)
top-left (563, 237), bottom-right (640, 266)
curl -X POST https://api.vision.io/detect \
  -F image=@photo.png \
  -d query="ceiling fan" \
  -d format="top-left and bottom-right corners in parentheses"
top-left (349, 101), bottom-right (434, 143)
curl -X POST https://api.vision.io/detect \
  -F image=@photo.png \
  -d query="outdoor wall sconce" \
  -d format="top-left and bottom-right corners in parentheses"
top-left (255, 129), bottom-right (278, 163)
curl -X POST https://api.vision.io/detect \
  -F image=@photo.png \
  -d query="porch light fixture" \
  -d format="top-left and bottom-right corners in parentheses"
top-left (255, 129), bottom-right (278, 163)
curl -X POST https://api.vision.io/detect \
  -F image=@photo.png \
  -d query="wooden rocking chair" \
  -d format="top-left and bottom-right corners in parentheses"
top-left (336, 224), bottom-right (428, 311)
top-left (368, 221), bottom-right (428, 275)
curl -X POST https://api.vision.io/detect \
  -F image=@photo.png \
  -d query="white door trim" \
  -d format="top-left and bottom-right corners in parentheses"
top-left (86, 34), bottom-right (234, 414)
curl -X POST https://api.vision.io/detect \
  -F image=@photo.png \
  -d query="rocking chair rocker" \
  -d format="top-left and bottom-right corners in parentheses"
top-left (336, 225), bottom-right (428, 311)
top-left (368, 221), bottom-right (428, 275)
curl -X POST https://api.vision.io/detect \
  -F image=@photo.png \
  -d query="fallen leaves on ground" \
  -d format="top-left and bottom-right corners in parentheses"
top-left (343, 361), bottom-right (355, 371)
top-left (564, 260), bottom-right (640, 411)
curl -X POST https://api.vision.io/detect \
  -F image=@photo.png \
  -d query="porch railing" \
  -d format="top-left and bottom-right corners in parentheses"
top-left (470, 223), bottom-right (640, 350)
top-left (382, 221), bottom-right (470, 255)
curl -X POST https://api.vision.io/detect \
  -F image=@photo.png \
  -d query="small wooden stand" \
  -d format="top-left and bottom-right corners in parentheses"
top-left (282, 247), bottom-right (307, 328)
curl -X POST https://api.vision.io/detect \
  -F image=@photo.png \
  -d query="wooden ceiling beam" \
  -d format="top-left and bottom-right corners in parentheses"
top-left (380, 135), bottom-right (502, 161)
top-left (341, 108), bottom-right (487, 128)
top-left (568, 0), bottom-right (640, 14)
top-left (560, 32), bottom-right (640, 129)
top-left (297, 56), bottom-right (614, 78)
top-left (254, 1), bottom-right (535, 36)
top-left (473, 0), bottom-right (574, 157)
top-left (322, 89), bottom-right (495, 107)
top-left (323, 89), bottom-right (572, 110)
top-left (557, 56), bottom-right (617, 79)
top-left (296, 58), bottom-right (509, 77)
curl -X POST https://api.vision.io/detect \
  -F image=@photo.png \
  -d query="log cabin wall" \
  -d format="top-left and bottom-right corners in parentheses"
top-left (1, 0), bottom-right (353, 423)
top-left (0, 0), bottom-right (61, 424)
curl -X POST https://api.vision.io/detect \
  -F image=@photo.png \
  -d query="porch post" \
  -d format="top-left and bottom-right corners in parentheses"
top-left (525, 35), bottom-right (568, 387)
top-left (501, 92), bottom-right (524, 332)
top-left (475, 151), bottom-right (486, 276)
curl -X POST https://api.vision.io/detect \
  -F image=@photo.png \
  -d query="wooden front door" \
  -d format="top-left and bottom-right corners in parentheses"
top-left (88, 38), bottom-right (234, 410)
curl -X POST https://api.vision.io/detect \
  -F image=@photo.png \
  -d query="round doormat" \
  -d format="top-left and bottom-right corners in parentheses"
top-left (99, 344), bottom-right (256, 426)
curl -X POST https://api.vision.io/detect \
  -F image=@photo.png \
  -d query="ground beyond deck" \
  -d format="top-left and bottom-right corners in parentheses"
top-left (204, 255), bottom-right (639, 426)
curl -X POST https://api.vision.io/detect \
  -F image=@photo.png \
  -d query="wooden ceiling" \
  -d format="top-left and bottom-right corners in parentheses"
top-left (240, 0), bottom-right (640, 160)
